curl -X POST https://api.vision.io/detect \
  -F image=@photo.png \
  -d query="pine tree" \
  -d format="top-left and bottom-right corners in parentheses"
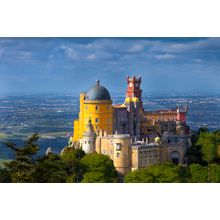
top-left (4, 133), bottom-right (39, 183)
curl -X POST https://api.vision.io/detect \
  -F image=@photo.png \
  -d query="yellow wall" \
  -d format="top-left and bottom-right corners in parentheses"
top-left (78, 93), bottom-right (86, 140)
top-left (83, 100), bottom-right (113, 135)
top-left (131, 148), bottom-right (139, 171)
top-left (112, 136), bottom-right (131, 175)
top-left (73, 93), bottom-right (113, 142)
top-left (96, 136), bottom-right (113, 160)
top-left (73, 119), bottom-right (79, 142)
top-left (96, 134), bottom-right (132, 175)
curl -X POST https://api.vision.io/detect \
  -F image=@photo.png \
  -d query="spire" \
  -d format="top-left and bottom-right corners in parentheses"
top-left (86, 118), bottom-right (94, 133)
top-left (45, 147), bottom-right (52, 156)
top-left (96, 80), bottom-right (100, 86)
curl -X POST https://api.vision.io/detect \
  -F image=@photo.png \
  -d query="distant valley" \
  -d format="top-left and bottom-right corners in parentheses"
top-left (0, 94), bottom-right (219, 159)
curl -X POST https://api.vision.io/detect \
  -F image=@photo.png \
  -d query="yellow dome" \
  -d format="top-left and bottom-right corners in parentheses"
top-left (125, 97), bottom-right (132, 103)
top-left (155, 136), bottom-right (161, 143)
top-left (132, 97), bottom-right (139, 102)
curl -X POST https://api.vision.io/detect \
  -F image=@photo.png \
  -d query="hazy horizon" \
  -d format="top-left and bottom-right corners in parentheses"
top-left (1, 91), bottom-right (220, 97)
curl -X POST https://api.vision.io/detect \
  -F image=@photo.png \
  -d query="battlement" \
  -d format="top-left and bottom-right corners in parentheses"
top-left (127, 74), bottom-right (141, 83)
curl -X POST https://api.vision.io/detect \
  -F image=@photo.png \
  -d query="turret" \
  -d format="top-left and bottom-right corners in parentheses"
top-left (81, 119), bottom-right (97, 154)
top-left (112, 134), bottom-right (132, 175)
top-left (176, 105), bottom-right (187, 123)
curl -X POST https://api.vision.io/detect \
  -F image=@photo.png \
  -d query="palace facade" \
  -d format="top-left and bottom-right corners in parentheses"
top-left (72, 75), bottom-right (191, 175)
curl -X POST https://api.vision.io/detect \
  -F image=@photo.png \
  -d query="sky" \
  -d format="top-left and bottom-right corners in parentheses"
top-left (0, 37), bottom-right (220, 96)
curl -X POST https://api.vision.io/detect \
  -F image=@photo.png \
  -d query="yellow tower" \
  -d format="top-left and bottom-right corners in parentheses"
top-left (73, 92), bottom-right (86, 142)
top-left (73, 80), bottom-right (113, 142)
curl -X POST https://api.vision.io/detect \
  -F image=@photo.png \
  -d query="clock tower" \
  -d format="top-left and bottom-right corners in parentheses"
top-left (126, 75), bottom-right (143, 109)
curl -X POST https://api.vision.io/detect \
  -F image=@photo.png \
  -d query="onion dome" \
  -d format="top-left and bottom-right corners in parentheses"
top-left (132, 97), bottom-right (139, 102)
top-left (85, 80), bottom-right (111, 101)
top-left (125, 97), bottom-right (132, 103)
top-left (155, 136), bottom-right (161, 143)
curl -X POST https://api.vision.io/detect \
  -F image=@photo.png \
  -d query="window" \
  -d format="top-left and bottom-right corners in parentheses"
top-left (95, 118), bottom-right (99, 123)
top-left (115, 143), bottom-right (121, 150)
top-left (129, 82), bottom-right (132, 87)
top-left (88, 141), bottom-right (91, 144)
top-left (95, 126), bottom-right (98, 129)
top-left (103, 150), bottom-right (106, 154)
top-left (84, 141), bottom-right (87, 144)
top-left (116, 152), bottom-right (120, 158)
top-left (85, 105), bottom-right (88, 110)
top-left (95, 106), bottom-right (98, 111)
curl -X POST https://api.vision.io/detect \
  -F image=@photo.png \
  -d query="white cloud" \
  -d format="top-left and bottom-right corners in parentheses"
top-left (155, 53), bottom-right (175, 60)
top-left (86, 53), bottom-right (96, 60)
top-left (128, 44), bottom-right (143, 52)
top-left (157, 38), bottom-right (220, 53)
top-left (194, 58), bottom-right (203, 63)
top-left (57, 38), bottom-right (220, 65)
top-left (60, 45), bottom-right (79, 60)
top-left (18, 51), bottom-right (32, 59)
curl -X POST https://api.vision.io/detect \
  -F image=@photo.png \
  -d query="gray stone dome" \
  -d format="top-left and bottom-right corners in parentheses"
top-left (85, 80), bottom-right (111, 101)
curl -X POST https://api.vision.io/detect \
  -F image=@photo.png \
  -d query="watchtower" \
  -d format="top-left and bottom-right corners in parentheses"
top-left (126, 75), bottom-right (143, 109)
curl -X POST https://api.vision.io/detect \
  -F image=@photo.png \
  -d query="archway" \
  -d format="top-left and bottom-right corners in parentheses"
top-left (170, 151), bottom-right (180, 165)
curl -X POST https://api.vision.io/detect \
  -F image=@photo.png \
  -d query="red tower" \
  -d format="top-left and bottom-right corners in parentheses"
top-left (176, 105), bottom-right (188, 123)
top-left (126, 75), bottom-right (143, 108)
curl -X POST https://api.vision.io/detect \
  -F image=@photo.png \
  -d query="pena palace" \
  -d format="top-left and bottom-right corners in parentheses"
top-left (70, 75), bottom-right (191, 175)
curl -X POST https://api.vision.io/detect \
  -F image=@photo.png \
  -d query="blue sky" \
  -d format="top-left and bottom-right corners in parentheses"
top-left (0, 37), bottom-right (220, 95)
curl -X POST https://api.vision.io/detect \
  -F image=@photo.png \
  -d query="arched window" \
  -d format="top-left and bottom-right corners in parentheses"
top-left (170, 151), bottom-right (180, 165)
top-left (95, 106), bottom-right (98, 111)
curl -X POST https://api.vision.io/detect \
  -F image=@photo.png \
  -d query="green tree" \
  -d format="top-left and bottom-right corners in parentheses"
top-left (32, 154), bottom-right (67, 183)
top-left (186, 128), bottom-right (208, 165)
top-left (208, 163), bottom-right (220, 183)
top-left (197, 131), bottom-right (220, 164)
top-left (0, 168), bottom-right (11, 183)
top-left (124, 169), bottom-right (154, 183)
top-left (189, 164), bottom-right (208, 183)
top-left (60, 147), bottom-right (86, 182)
top-left (4, 133), bottom-right (39, 183)
top-left (125, 162), bottom-right (186, 183)
top-left (82, 172), bottom-right (106, 183)
top-left (81, 153), bottom-right (118, 183)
